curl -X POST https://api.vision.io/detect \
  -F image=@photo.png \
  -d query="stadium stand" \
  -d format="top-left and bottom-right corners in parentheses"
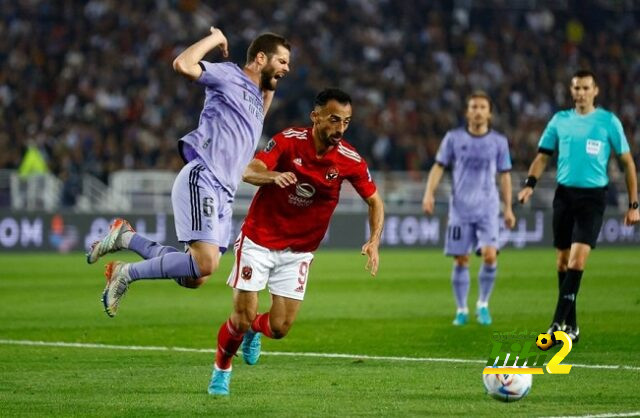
top-left (1, 0), bottom-right (637, 210)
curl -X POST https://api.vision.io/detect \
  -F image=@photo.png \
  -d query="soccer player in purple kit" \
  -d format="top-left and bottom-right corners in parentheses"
top-left (87, 27), bottom-right (291, 317)
top-left (422, 91), bottom-right (516, 326)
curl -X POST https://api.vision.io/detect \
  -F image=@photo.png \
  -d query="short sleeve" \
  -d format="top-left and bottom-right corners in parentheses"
top-left (608, 113), bottom-right (630, 155)
top-left (196, 61), bottom-right (228, 87)
top-left (348, 160), bottom-right (377, 200)
top-left (538, 113), bottom-right (559, 153)
top-left (255, 134), bottom-right (287, 170)
top-left (497, 136), bottom-right (512, 172)
top-left (435, 132), bottom-right (454, 167)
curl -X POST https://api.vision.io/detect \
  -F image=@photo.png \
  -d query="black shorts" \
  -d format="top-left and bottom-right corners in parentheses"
top-left (552, 185), bottom-right (606, 249)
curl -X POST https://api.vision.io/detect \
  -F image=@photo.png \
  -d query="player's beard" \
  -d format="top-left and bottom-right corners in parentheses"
top-left (260, 65), bottom-right (277, 91)
top-left (325, 131), bottom-right (342, 146)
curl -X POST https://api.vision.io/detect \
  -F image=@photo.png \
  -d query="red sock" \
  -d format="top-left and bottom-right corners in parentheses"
top-left (251, 313), bottom-right (273, 338)
top-left (215, 319), bottom-right (244, 370)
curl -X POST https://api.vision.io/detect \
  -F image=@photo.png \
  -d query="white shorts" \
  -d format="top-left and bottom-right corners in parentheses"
top-left (226, 233), bottom-right (314, 301)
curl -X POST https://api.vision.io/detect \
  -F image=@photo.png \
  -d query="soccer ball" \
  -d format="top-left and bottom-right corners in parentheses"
top-left (482, 372), bottom-right (532, 402)
top-left (536, 333), bottom-right (554, 351)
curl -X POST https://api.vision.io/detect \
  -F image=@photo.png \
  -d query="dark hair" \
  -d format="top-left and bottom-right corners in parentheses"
top-left (572, 69), bottom-right (598, 85)
top-left (314, 88), bottom-right (352, 107)
top-left (246, 33), bottom-right (291, 65)
top-left (466, 90), bottom-right (492, 111)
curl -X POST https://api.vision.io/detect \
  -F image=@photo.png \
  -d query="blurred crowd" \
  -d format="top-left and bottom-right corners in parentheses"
top-left (2, 0), bottom-right (639, 205)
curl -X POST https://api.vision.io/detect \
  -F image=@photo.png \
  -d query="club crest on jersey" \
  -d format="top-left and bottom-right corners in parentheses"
top-left (264, 139), bottom-right (276, 153)
top-left (325, 167), bottom-right (339, 181)
top-left (241, 266), bottom-right (253, 280)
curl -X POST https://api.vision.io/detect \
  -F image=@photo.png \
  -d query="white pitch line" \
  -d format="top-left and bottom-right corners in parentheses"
top-left (544, 412), bottom-right (640, 418)
top-left (0, 339), bottom-right (639, 371)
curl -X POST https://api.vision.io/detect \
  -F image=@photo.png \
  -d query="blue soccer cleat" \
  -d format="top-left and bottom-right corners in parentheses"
top-left (452, 311), bottom-right (468, 326)
top-left (208, 368), bottom-right (231, 396)
top-left (476, 306), bottom-right (492, 326)
top-left (241, 330), bottom-right (262, 365)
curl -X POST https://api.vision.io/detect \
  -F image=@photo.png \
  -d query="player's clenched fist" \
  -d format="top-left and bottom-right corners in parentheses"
top-left (209, 27), bottom-right (229, 57)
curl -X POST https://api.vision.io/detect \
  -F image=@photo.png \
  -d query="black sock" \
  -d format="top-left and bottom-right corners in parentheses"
top-left (557, 270), bottom-right (566, 290)
top-left (551, 269), bottom-right (582, 326)
top-left (557, 270), bottom-right (577, 328)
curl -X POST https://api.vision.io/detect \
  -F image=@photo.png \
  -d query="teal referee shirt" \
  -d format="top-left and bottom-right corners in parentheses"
top-left (538, 108), bottom-right (630, 188)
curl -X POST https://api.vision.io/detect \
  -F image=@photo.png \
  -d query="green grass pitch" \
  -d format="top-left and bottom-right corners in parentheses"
top-left (0, 248), bottom-right (638, 416)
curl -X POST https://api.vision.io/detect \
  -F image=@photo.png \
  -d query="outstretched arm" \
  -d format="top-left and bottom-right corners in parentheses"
top-left (362, 191), bottom-right (384, 276)
top-left (499, 172), bottom-right (516, 229)
top-left (517, 153), bottom-right (550, 204)
top-left (241, 159), bottom-right (297, 188)
top-left (173, 27), bottom-right (229, 81)
top-left (422, 163), bottom-right (444, 215)
top-left (619, 152), bottom-right (640, 225)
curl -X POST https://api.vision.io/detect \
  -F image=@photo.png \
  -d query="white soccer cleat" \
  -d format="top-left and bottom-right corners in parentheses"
top-left (86, 218), bottom-right (135, 264)
top-left (101, 261), bottom-right (131, 318)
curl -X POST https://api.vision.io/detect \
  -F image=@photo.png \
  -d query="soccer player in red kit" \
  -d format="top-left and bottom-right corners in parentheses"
top-left (208, 88), bottom-right (385, 395)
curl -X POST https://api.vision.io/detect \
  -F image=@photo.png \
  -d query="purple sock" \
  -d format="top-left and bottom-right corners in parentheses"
top-left (451, 265), bottom-right (470, 310)
top-left (128, 234), bottom-right (179, 260)
top-left (128, 252), bottom-right (201, 287)
top-left (478, 263), bottom-right (497, 304)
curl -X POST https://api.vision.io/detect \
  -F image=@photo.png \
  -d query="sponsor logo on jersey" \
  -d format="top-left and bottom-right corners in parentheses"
top-left (288, 182), bottom-right (316, 207)
top-left (294, 284), bottom-right (305, 293)
top-left (241, 266), bottom-right (253, 280)
top-left (295, 183), bottom-right (316, 198)
top-left (326, 166), bottom-right (339, 180)
top-left (293, 158), bottom-right (302, 166)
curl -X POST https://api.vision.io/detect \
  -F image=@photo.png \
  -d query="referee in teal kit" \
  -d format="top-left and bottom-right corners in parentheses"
top-left (518, 69), bottom-right (639, 344)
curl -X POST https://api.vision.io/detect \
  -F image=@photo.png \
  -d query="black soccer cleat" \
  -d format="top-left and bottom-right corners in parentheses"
top-left (563, 325), bottom-right (580, 345)
top-left (546, 322), bottom-right (562, 347)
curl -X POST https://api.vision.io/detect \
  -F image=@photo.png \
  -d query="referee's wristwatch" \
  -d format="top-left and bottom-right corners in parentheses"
top-left (630, 201), bottom-right (639, 210)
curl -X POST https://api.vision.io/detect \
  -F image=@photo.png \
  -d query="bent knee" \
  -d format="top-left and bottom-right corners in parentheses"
top-left (270, 323), bottom-right (292, 339)
top-left (195, 257), bottom-right (219, 278)
top-left (184, 276), bottom-right (209, 288)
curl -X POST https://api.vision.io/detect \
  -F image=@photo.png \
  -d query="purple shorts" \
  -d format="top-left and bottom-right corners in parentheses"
top-left (444, 215), bottom-right (500, 256)
top-left (171, 158), bottom-right (233, 252)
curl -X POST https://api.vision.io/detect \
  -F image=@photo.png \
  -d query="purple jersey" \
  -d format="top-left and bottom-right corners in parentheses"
top-left (435, 128), bottom-right (512, 222)
top-left (179, 61), bottom-right (264, 198)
